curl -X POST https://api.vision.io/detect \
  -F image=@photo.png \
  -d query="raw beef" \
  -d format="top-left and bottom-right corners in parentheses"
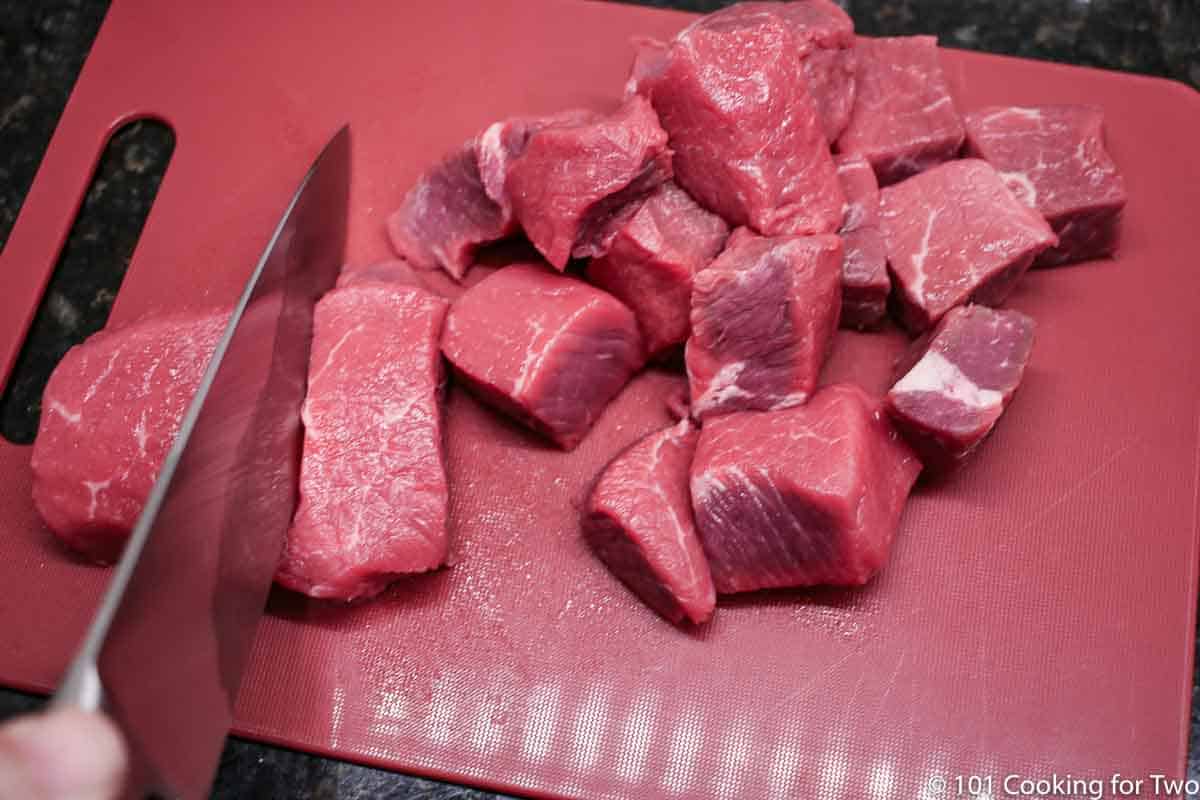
top-left (277, 283), bottom-right (449, 600)
top-left (387, 142), bottom-right (514, 281)
top-left (629, 3), bottom-right (845, 236)
top-left (31, 312), bottom-right (226, 562)
top-left (964, 105), bottom-right (1127, 266)
top-left (690, 384), bottom-right (921, 593)
top-left (768, 0), bottom-right (858, 142)
top-left (583, 418), bottom-right (715, 625)
top-left (502, 96), bottom-right (672, 269)
top-left (624, 36), bottom-right (670, 98)
top-left (880, 159), bottom-right (1057, 333)
top-left (441, 263), bottom-right (645, 450)
top-left (834, 153), bottom-right (889, 328)
top-left (687, 231), bottom-right (842, 419)
top-left (476, 109), bottom-right (600, 221)
top-left (585, 181), bottom-right (729, 359)
top-left (836, 36), bottom-right (965, 185)
top-left (887, 304), bottom-right (1035, 466)
top-left (388, 109), bottom-right (604, 282)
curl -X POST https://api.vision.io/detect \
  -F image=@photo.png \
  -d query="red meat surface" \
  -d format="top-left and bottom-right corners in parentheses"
top-left (690, 384), bottom-right (921, 594)
top-left (441, 263), bottom-right (645, 450)
top-left (388, 109), bottom-right (604, 282)
top-left (887, 304), bottom-right (1035, 467)
top-left (624, 36), bottom-right (670, 98)
top-left (834, 153), bottom-right (889, 328)
top-left (30, 312), bottom-right (226, 563)
top-left (277, 283), bottom-right (450, 601)
top-left (768, 0), bottom-right (858, 142)
top-left (629, 3), bottom-right (845, 236)
top-left (880, 159), bottom-right (1057, 333)
top-left (387, 142), bottom-right (514, 281)
top-left (964, 105), bottom-right (1127, 266)
top-left (583, 418), bottom-right (715, 625)
top-left (476, 109), bottom-right (601, 224)
top-left (686, 231), bottom-right (842, 419)
top-left (836, 35), bottom-right (965, 185)
top-left (585, 181), bottom-right (728, 359)
top-left (502, 96), bottom-right (672, 269)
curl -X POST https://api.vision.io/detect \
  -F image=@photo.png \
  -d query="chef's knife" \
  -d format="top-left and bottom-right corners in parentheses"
top-left (53, 125), bottom-right (350, 799)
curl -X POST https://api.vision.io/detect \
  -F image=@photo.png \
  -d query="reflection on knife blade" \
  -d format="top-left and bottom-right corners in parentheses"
top-left (53, 125), bottom-right (350, 800)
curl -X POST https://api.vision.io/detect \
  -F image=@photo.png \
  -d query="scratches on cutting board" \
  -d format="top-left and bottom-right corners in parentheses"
top-left (1016, 435), bottom-right (1140, 536)
top-left (783, 648), bottom-right (858, 704)
top-left (876, 650), bottom-right (908, 711)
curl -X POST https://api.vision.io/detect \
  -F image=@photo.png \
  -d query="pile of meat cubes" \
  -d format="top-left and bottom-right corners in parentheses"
top-left (31, 1), bottom-right (1126, 618)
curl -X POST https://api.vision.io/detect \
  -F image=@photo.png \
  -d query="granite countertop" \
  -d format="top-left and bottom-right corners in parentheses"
top-left (1, 1), bottom-right (1197, 798)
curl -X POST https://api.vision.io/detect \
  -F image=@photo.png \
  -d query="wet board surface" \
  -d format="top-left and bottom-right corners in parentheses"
top-left (2, 1), bottom-right (1200, 798)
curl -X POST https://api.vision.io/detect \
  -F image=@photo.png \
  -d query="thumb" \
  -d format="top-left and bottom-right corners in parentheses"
top-left (0, 708), bottom-right (127, 800)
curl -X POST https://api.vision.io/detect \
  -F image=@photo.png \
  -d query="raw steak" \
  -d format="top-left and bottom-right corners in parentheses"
top-left (687, 231), bottom-right (842, 420)
top-left (690, 384), bottom-right (921, 593)
top-left (835, 153), bottom-right (889, 328)
top-left (277, 283), bottom-right (450, 601)
top-left (964, 105), bottom-right (1127, 266)
top-left (880, 159), bottom-right (1057, 333)
top-left (583, 418), bottom-right (715, 625)
top-left (30, 312), bottom-right (226, 562)
top-left (502, 96), bottom-right (672, 269)
top-left (836, 35), bottom-right (965, 185)
top-left (629, 3), bottom-right (845, 236)
top-left (441, 263), bottom-right (645, 450)
top-left (887, 304), bottom-right (1035, 466)
top-left (387, 142), bottom-right (514, 281)
top-left (768, 0), bottom-right (858, 142)
top-left (585, 181), bottom-right (729, 359)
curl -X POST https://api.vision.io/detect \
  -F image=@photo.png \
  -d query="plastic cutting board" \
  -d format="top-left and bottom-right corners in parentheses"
top-left (2, 2), bottom-right (1200, 798)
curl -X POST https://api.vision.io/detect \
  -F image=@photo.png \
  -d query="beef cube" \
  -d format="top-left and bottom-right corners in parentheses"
top-left (768, 0), bottom-right (858, 142)
top-left (964, 105), bottom-right (1127, 266)
top-left (276, 284), bottom-right (450, 601)
top-left (388, 109), bottom-right (607, 282)
top-left (502, 96), bottom-right (672, 269)
top-left (690, 384), bottom-right (921, 593)
top-left (583, 418), bottom-right (715, 625)
top-left (585, 181), bottom-right (729, 359)
top-left (387, 142), bottom-right (514, 281)
top-left (887, 305), bottom-right (1035, 466)
top-left (31, 312), bottom-right (226, 562)
top-left (441, 263), bottom-right (645, 450)
top-left (632, 3), bottom-right (856, 142)
top-left (476, 109), bottom-right (601, 222)
top-left (880, 159), bottom-right (1057, 333)
top-left (836, 36), bottom-right (965, 185)
top-left (630, 4), bottom-right (845, 236)
top-left (835, 153), bottom-right (889, 328)
top-left (686, 231), bottom-right (842, 419)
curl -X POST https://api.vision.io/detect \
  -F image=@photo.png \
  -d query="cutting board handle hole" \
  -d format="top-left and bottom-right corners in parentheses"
top-left (0, 119), bottom-right (175, 445)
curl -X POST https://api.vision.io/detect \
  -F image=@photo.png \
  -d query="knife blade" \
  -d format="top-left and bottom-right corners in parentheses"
top-left (53, 124), bottom-right (351, 799)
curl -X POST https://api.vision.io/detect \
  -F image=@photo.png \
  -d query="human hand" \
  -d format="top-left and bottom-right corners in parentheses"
top-left (0, 708), bottom-right (127, 799)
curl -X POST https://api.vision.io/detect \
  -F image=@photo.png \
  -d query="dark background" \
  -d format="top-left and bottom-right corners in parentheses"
top-left (1, 1), bottom-right (1198, 797)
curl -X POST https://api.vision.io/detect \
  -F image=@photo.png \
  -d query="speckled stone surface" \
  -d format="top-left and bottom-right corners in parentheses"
top-left (1, 1), bottom-right (1198, 798)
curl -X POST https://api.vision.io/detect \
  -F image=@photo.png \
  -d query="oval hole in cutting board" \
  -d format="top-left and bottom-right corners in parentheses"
top-left (0, 119), bottom-right (174, 445)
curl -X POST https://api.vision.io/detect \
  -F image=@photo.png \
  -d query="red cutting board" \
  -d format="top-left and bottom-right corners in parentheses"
top-left (3, 2), bottom-right (1200, 798)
